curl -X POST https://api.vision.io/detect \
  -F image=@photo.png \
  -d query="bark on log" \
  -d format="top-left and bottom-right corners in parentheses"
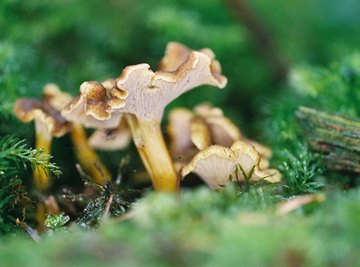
top-left (296, 106), bottom-right (360, 174)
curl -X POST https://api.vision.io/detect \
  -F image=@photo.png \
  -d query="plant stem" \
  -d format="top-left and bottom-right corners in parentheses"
top-left (296, 106), bottom-right (360, 174)
top-left (34, 120), bottom-right (52, 191)
top-left (71, 123), bottom-right (112, 185)
top-left (125, 114), bottom-right (178, 192)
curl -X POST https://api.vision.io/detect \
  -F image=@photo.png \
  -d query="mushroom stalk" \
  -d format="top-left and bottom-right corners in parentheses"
top-left (71, 123), bottom-right (111, 185)
top-left (125, 114), bottom-right (178, 192)
top-left (33, 119), bottom-right (53, 191)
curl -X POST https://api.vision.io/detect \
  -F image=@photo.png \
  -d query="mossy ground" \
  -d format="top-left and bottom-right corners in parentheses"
top-left (2, 186), bottom-right (360, 267)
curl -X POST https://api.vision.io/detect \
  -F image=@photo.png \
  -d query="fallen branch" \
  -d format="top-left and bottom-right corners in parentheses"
top-left (296, 106), bottom-right (360, 174)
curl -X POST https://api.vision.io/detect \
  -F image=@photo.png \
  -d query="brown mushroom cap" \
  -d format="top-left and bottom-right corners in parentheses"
top-left (14, 98), bottom-right (71, 137)
top-left (61, 80), bottom-right (127, 128)
top-left (88, 119), bottom-right (131, 151)
top-left (159, 42), bottom-right (224, 84)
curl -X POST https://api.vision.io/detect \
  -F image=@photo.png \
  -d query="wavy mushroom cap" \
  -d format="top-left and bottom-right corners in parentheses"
top-left (230, 141), bottom-right (280, 183)
top-left (61, 81), bottom-right (127, 128)
top-left (159, 42), bottom-right (224, 84)
top-left (158, 42), bottom-right (192, 72)
top-left (61, 42), bottom-right (227, 127)
top-left (115, 49), bottom-right (227, 122)
top-left (182, 145), bottom-right (236, 189)
top-left (14, 98), bottom-right (71, 137)
top-left (182, 141), bottom-right (281, 189)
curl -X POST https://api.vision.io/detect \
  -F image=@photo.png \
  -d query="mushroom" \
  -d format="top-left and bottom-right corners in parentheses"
top-left (194, 103), bottom-right (272, 162)
top-left (88, 119), bottom-right (131, 151)
top-left (62, 43), bottom-right (227, 192)
top-left (61, 80), bottom-right (127, 129)
top-left (14, 84), bottom-right (111, 189)
top-left (167, 108), bottom-right (194, 159)
top-left (43, 84), bottom-right (112, 185)
top-left (181, 145), bottom-right (236, 189)
top-left (167, 108), bottom-right (212, 172)
top-left (182, 141), bottom-right (281, 189)
top-left (14, 96), bottom-right (71, 191)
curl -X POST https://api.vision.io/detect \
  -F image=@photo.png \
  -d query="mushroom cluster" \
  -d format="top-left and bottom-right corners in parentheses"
top-left (62, 42), bottom-right (227, 192)
top-left (167, 103), bottom-right (273, 170)
top-left (14, 41), bottom-right (281, 194)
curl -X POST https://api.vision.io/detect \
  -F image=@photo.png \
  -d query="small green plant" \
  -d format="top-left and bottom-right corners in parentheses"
top-left (0, 177), bottom-right (31, 235)
top-left (0, 135), bottom-right (62, 178)
top-left (0, 135), bottom-right (61, 234)
top-left (280, 143), bottom-right (324, 197)
top-left (44, 213), bottom-right (70, 231)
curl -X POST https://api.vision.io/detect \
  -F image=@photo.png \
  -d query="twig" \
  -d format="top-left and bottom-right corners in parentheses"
top-left (16, 219), bottom-right (41, 243)
top-left (277, 194), bottom-right (325, 215)
top-left (114, 210), bottom-right (137, 223)
top-left (103, 194), bottom-right (113, 218)
top-left (224, 0), bottom-right (289, 82)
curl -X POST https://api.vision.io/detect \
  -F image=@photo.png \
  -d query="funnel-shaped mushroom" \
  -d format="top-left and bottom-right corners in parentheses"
top-left (14, 97), bottom-right (71, 191)
top-left (182, 141), bottom-right (281, 189)
top-left (43, 84), bottom-right (112, 185)
top-left (62, 43), bottom-right (227, 192)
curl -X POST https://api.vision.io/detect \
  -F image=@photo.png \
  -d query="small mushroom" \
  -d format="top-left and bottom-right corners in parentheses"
top-left (62, 43), bottom-right (227, 192)
top-left (14, 96), bottom-right (71, 191)
top-left (182, 141), bottom-right (281, 189)
top-left (88, 119), bottom-right (131, 151)
top-left (167, 108), bottom-right (194, 158)
top-left (194, 103), bottom-right (242, 147)
top-left (182, 145), bottom-right (236, 189)
top-left (167, 108), bottom-right (213, 172)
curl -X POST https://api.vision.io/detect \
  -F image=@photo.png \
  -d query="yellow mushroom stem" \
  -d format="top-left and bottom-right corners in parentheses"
top-left (33, 119), bottom-right (52, 191)
top-left (125, 114), bottom-right (178, 192)
top-left (71, 123), bottom-right (111, 185)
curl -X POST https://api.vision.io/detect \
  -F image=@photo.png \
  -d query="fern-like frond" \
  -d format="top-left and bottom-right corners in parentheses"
top-left (0, 135), bottom-right (62, 178)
